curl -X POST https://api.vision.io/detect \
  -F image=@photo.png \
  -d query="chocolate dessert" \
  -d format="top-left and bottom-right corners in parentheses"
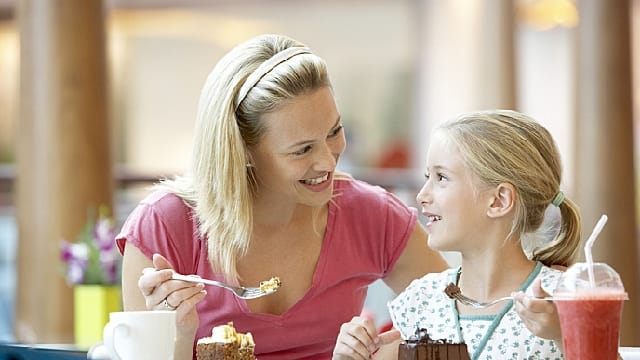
top-left (196, 322), bottom-right (256, 360)
top-left (398, 328), bottom-right (470, 360)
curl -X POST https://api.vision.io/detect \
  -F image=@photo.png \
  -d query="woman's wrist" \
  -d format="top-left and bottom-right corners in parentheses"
top-left (175, 330), bottom-right (197, 359)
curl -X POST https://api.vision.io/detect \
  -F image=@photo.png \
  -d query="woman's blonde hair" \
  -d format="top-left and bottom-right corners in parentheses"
top-left (159, 34), bottom-right (331, 281)
top-left (436, 109), bottom-right (582, 267)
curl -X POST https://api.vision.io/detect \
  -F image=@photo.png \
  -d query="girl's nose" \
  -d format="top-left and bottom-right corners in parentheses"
top-left (416, 181), bottom-right (432, 206)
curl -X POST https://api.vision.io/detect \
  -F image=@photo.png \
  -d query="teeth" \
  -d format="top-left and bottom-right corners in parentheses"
top-left (302, 173), bottom-right (329, 185)
top-left (427, 215), bottom-right (442, 222)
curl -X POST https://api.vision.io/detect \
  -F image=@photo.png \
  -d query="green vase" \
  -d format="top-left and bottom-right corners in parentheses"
top-left (73, 285), bottom-right (121, 349)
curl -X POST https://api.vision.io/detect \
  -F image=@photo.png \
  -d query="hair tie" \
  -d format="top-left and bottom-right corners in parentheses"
top-left (234, 46), bottom-right (312, 110)
top-left (552, 191), bottom-right (565, 207)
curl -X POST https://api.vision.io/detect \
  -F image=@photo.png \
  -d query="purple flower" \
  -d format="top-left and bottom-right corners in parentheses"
top-left (60, 210), bottom-right (120, 285)
top-left (99, 249), bottom-right (119, 284)
top-left (94, 217), bottom-right (117, 251)
top-left (66, 259), bottom-right (87, 284)
top-left (60, 241), bottom-right (74, 262)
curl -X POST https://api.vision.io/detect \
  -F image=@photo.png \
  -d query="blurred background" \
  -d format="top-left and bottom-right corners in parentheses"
top-left (0, 0), bottom-right (639, 348)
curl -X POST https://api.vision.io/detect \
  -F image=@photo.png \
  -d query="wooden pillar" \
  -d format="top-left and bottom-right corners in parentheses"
top-left (575, 0), bottom-right (639, 345)
top-left (15, 0), bottom-right (111, 343)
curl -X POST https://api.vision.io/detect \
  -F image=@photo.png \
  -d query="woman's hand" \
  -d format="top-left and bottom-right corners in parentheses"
top-left (122, 247), bottom-right (207, 359)
top-left (138, 254), bottom-right (207, 334)
top-left (512, 278), bottom-right (562, 345)
top-left (333, 317), bottom-right (400, 359)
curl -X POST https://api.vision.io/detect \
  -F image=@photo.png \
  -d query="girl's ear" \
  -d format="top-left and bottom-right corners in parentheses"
top-left (487, 183), bottom-right (516, 218)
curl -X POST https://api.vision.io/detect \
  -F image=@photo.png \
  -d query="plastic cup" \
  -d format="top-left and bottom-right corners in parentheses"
top-left (554, 262), bottom-right (628, 360)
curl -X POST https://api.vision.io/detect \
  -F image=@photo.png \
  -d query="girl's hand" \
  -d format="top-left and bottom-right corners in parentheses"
top-left (512, 278), bottom-right (562, 344)
top-left (332, 317), bottom-right (400, 359)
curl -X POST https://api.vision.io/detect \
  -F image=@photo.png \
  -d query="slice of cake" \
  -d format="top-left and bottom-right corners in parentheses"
top-left (259, 277), bottom-right (281, 294)
top-left (398, 328), bottom-right (470, 360)
top-left (196, 322), bottom-right (256, 360)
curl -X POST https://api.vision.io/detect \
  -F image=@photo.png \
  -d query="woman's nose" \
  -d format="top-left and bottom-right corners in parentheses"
top-left (315, 142), bottom-right (338, 170)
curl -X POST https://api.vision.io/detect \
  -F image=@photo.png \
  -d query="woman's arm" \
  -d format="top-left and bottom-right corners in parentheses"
top-left (122, 245), bottom-right (206, 359)
top-left (383, 221), bottom-right (449, 293)
top-left (121, 244), bottom-right (153, 311)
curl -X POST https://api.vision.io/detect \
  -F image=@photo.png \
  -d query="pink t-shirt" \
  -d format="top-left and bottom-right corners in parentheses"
top-left (116, 178), bottom-right (417, 359)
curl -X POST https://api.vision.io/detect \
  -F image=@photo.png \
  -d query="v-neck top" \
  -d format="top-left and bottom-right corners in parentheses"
top-left (388, 262), bottom-right (564, 360)
top-left (116, 178), bottom-right (417, 359)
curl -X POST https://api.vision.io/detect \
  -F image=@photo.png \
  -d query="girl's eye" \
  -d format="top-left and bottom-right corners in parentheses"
top-left (425, 171), bottom-right (448, 182)
top-left (328, 125), bottom-right (343, 138)
top-left (292, 145), bottom-right (312, 156)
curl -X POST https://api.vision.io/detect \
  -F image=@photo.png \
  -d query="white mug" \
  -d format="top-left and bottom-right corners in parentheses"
top-left (103, 310), bottom-right (176, 360)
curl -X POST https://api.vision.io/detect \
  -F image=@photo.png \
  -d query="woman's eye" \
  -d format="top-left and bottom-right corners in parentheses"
top-left (437, 173), bottom-right (447, 181)
top-left (328, 125), bottom-right (343, 138)
top-left (292, 145), bottom-right (312, 156)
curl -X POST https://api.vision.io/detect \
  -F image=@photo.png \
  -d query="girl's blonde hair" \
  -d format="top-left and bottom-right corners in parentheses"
top-left (159, 34), bottom-right (331, 281)
top-left (436, 109), bottom-right (582, 267)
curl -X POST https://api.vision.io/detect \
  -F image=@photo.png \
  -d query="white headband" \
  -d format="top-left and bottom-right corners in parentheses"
top-left (234, 46), bottom-right (312, 110)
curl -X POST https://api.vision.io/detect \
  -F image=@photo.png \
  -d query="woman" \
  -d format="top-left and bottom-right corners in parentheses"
top-left (116, 34), bottom-right (449, 359)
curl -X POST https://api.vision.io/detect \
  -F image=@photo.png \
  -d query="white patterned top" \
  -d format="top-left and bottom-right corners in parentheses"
top-left (388, 262), bottom-right (564, 360)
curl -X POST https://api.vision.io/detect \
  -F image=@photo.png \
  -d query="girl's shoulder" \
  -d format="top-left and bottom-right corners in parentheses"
top-left (409, 267), bottom-right (457, 288)
top-left (388, 268), bottom-right (458, 340)
top-left (535, 263), bottom-right (564, 295)
top-left (394, 268), bottom-right (457, 303)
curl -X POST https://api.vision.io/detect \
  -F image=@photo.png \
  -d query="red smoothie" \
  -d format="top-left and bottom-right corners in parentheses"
top-left (555, 295), bottom-right (624, 360)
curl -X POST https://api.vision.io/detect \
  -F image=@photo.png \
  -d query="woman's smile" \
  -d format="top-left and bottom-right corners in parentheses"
top-left (300, 172), bottom-right (332, 192)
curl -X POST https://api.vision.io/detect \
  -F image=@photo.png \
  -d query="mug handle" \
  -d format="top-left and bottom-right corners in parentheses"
top-left (103, 321), bottom-right (129, 360)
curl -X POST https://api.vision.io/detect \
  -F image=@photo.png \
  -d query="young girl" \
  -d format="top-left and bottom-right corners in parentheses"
top-left (385, 110), bottom-right (581, 359)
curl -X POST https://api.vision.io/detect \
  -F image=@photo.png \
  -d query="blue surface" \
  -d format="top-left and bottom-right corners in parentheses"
top-left (0, 214), bottom-right (16, 343)
top-left (0, 344), bottom-right (87, 360)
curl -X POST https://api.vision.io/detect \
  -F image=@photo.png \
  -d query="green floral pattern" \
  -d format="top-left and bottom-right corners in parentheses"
top-left (388, 263), bottom-right (564, 360)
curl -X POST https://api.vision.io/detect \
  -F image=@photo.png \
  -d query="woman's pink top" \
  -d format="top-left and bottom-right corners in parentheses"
top-left (116, 178), bottom-right (417, 359)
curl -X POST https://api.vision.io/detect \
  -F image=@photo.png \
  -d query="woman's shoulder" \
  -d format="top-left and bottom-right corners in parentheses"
top-left (138, 189), bottom-right (192, 214)
top-left (334, 175), bottom-right (384, 194)
top-left (123, 189), bottom-right (195, 231)
top-left (332, 177), bottom-right (416, 228)
top-left (333, 176), bottom-right (404, 205)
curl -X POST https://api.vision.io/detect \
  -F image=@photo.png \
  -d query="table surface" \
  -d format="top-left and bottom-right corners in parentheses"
top-left (621, 347), bottom-right (640, 360)
top-left (2, 342), bottom-right (639, 359)
top-left (0, 343), bottom-right (87, 360)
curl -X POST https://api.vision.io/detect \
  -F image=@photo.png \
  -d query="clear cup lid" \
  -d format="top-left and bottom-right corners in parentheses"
top-left (554, 262), bottom-right (628, 300)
